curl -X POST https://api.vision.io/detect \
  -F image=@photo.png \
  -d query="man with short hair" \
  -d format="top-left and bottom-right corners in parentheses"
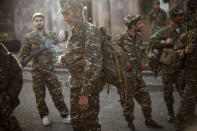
top-left (149, 0), bottom-right (167, 34)
top-left (0, 43), bottom-right (22, 131)
top-left (58, 0), bottom-right (105, 130)
top-left (18, 12), bottom-right (70, 126)
top-left (113, 13), bottom-right (163, 131)
top-left (149, 7), bottom-right (186, 123)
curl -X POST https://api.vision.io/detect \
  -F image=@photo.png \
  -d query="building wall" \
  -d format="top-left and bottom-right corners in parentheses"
top-left (14, 0), bottom-right (169, 43)
top-left (92, 0), bottom-right (169, 41)
top-left (92, 0), bottom-right (139, 37)
top-left (14, 0), bottom-right (65, 42)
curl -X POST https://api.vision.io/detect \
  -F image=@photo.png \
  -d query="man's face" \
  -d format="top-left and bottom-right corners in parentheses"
top-left (153, 3), bottom-right (160, 10)
top-left (33, 17), bottom-right (45, 31)
top-left (62, 8), bottom-right (81, 29)
top-left (135, 20), bottom-right (144, 32)
top-left (173, 14), bottom-right (185, 25)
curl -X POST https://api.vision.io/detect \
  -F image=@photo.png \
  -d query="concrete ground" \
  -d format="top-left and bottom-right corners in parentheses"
top-left (9, 82), bottom-right (185, 131)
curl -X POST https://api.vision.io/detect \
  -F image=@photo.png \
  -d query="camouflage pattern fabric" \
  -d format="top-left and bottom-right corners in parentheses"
top-left (18, 30), bottom-right (69, 119)
top-left (70, 86), bottom-right (101, 131)
top-left (175, 29), bottom-right (197, 131)
top-left (149, 8), bottom-right (167, 34)
top-left (149, 25), bottom-right (186, 105)
top-left (0, 43), bottom-right (22, 131)
top-left (123, 13), bottom-right (141, 26)
top-left (63, 20), bottom-right (104, 130)
top-left (161, 71), bottom-right (184, 104)
top-left (113, 32), bottom-right (152, 123)
top-left (0, 103), bottom-right (22, 131)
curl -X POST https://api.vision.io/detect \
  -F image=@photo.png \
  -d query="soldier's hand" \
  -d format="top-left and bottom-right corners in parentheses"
top-left (165, 38), bottom-right (174, 45)
top-left (58, 30), bottom-right (65, 42)
top-left (185, 44), bottom-right (196, 54)
top-left (126, 63), bottom-right (133, 72)
top-left (79, 95), bottom-right (89, 111)
top-left (6, 96), bottom-right (10, 103)
top-left (60, 55), bottom-right (67, 68)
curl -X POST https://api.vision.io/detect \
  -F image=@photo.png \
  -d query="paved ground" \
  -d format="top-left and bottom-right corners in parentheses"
top-left (9, 81), bottom-right (185, 131)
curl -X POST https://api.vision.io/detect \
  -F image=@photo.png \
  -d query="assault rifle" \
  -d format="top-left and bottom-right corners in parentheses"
top-left (21, 38), bottom-right (60, 67)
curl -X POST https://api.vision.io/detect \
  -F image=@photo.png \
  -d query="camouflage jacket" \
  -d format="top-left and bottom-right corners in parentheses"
top-left (18, 30), bottom-right (57, 73)
top-left (63, 20), bottom-right (104, 96)
top-left (113, 32), bottom-right (145, 75)
top-left (149, 24), bottom-right (186, 73)
top-left (175, 29), bottom-right (197, 80)
top-left (0, 43), bottom-right (23, 110)
top-left (149, 8), bottom-right (167, 34)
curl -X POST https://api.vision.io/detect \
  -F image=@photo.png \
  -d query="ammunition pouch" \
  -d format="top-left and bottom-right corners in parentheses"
top-left (159, 48), bottom-right (183, 69)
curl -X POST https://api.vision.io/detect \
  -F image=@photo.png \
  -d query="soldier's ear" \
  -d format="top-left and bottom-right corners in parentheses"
top-left (75, 8), bottom-right (82, 17)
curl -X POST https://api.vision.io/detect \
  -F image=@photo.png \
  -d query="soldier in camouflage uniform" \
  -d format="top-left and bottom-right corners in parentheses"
top-left (58, 0), bottom-right (105, 130)
top-left (0, 43), bottom-right (22, 131)
top-left (149, 7), bottom-right (185, 123)
top-left (113, 13), bottom-right (162, 131)
top-left (149, 0), bottom-right (167, 34)
top-left (18, 12), bottom-right (70, 126)
top-left (175, 10), bottom-right (197, 131)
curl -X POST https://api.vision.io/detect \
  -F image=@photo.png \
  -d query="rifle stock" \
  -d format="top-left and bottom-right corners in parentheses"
top-left (21, 38), bottom-right (59, 67)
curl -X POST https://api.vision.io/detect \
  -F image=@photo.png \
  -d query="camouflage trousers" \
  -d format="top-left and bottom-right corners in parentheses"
top-left (70, 82), bottom-right (101, 131)
top-left (32, 71), bottom-right (69, 118)
top-left (120, 76), bottom-right (152, 123)
top-left (0, 103), bottom-right (22, 131)
top-left (175, 80), bottom-right (197, 131)
top-left (161, 71), bottom-right (184, 105)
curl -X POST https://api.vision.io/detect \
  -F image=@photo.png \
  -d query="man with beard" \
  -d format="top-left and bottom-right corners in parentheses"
top-left (113, 13), bottom-right (163, 131)
top-left (149, 0), bottom-right (167, 34)
top-left (0, 43), bottom-right (22, 131)
top-left (58, 0), bottom-right (105, 130)
top-left (18, 12), bottom-right (70, 126)
top-left (149, 7), bottom-right (186, 123)
top-left (175, 10), bottom-right (197, 131)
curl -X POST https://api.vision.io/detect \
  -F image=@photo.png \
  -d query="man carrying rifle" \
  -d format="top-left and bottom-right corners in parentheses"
top-left (149, 7), bottom-right (185, 123)
top-left (18, 12), bottom-right (70, 126)
top-left (0, 43), bottom-right (22, 131)
top-left (113, 13), bottom-right (162, 131)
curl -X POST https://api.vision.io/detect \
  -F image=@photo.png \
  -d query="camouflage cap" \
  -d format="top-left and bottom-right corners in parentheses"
top-left (169, 7), bottom-right (184, 17)
top-left (123, 13), bottom-right (141, 26)
top-left (153, 0), bottom-right (160, 4)
top-left (32, 12), bottom-right (45, 21)
top-left (59, 0), bottom-right (83, 14)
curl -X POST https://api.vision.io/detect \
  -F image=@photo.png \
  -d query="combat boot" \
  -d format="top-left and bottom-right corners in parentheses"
top-left (166, 104), bottom-right (174, 123)
top-left (128, 123), bottom-right (135, 131)
top-left (145, 119), bottom-right (163, 128)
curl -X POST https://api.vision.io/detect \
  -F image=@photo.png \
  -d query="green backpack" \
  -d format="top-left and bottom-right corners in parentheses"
top-left (99, 27), bottom-right (129, 89)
